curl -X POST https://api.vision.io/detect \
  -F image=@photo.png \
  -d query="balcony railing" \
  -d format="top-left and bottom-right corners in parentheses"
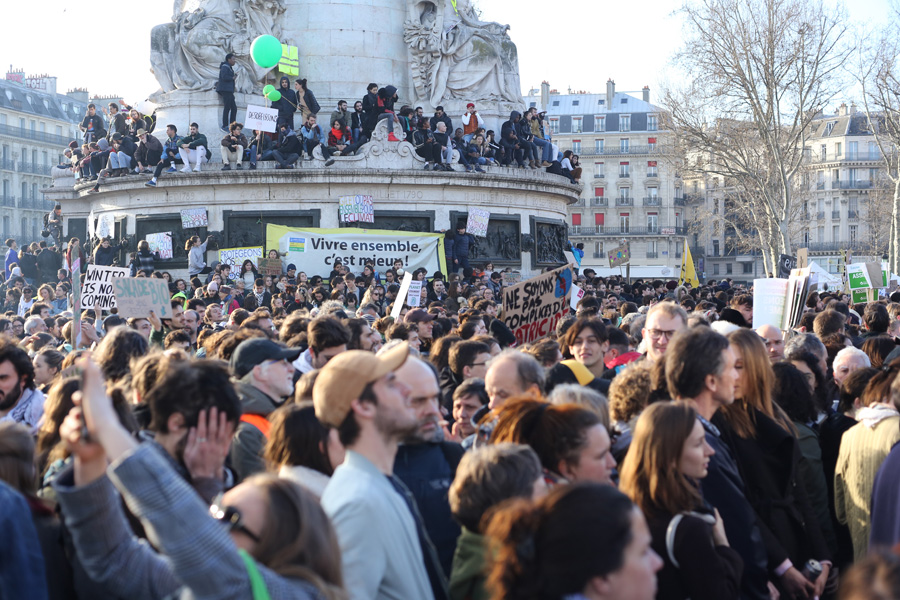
top-left (848, 209), bottom-right (859, 220)
top-left (831, 181), bottom-right (841, 189)
top-left (580, 145), bottom-right (655, 156)
top-left (16, 162), bottom-right (51, 176)
top-left (592, 252), bottom-right (603, 258)
top-left (1, 195), bottom-right (15, 208)
top-left (673, 197), bottom-right (686, 206)
top-left (615, 197), bottom-right (634, 206)
top-left (573, 198), bottom-right (585, 207)
top-left (841, 180), bottom-right (873, 189)
top-left (643, 197), bottom-right (660, 206)
top-left (0, 158), bottom-right (13, 171)
top-left (816, 182), bottom-right (825, 190)
top-left (817, 211), bottom-right (826, 219)
top-left (0, 123), bottom-right (72, 147)
top-left (832, 210), bottom-right (841, 219)
top-left (567, 226), bottom-right (688, 236)
top-left (618, 172), bottom-right (631, 179)
top-left (593, 174), bottom-right (605, 179)
top-left (590, 197), bottom-right (607, 207)
top-left (806, 241), bottom-right (879, 252)
top-left (646, 251), bottom-right (659, 258)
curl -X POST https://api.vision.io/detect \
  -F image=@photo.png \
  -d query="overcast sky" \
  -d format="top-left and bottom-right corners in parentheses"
top-left (0, 0), bottom-right (891, 105)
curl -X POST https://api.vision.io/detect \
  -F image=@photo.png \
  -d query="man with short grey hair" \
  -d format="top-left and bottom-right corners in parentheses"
top-left (833, 346), bottom-right (871, 388)
top-left (23, 315), bottom-right (47, 336)
top-left (785, 332), bottom-right (828, 379)
top-left (484, 350), bottom-right (544, 411)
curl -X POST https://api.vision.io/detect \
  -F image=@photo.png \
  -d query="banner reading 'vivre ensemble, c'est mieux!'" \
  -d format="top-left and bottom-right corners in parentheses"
top-left (265, 225), bottom-right (447, 276)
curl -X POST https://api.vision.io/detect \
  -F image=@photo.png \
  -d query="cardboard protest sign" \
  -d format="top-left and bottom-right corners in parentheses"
top-left (407, 281), bottom-right (423, 308)
top-left (146, 232), bottom-right (173, 259)
top-left (466, 208), bottom-right (490, 237)
top-left (219, 247), bottom-right (263, 268)
top-left (113, 278), bottom-right (173, 319)
top-left (608, 244), bottom-right (630, 268)
top-left (501, 265), bottom-right (573, 346)
top-left (244, 104), bottom-right (279, 133)
top-left (81, 265), bottom-right (129, 310)
top-left (752, 278), bottom-right (789, 330)
top-left (391, 271), bottom-right (413, 319)
top-left (502, 272), bottom-right (522, 286)
top-left (180, 208), bottom-right (208, 229)
top-left (338, 195), bottom-right (375, 224)
top-left (257, 257), bottom-right (283, 277)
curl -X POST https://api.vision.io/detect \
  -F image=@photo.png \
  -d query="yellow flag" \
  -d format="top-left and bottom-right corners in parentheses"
top-left (679, 240), bottom-right (700, 287)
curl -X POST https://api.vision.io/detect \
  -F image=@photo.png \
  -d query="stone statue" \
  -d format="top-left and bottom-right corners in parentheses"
top-left (150, 0), bottom-right (287, 96)
top-left (404, 0), bottom-right (524, 107)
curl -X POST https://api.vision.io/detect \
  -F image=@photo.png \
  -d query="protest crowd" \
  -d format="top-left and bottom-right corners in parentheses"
top-left (3, 210), bottom-right (900, 600)
top-left (59, 64), bottom-right (583, 194)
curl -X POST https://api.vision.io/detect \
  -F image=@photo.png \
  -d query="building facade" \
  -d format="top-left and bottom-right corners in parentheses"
top-left (0, 69), bottom-right (88, 245)
top-left (531, 80), bottom-right (686, 277)
top-left (684, 103), bottom-right (888, 284)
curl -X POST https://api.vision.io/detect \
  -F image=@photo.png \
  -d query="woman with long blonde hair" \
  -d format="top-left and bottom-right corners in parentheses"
top-left (719, 329), bottom-right (831, 598)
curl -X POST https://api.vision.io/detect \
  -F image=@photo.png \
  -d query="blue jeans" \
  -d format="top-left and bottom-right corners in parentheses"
top-left (352, 127), bottom-right (362, 143)
top-left (109, 151), bottom-right (131, 169)
top-left (533, 137), bottom-right (552, 162)
top-left (463, 133), bottom-right (475, 144)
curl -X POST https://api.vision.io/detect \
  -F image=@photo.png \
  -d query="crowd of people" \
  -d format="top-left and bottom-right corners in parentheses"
top-left (57, 68), bottom-right (586, 192)
top-left (3, 227), bottom-right (900, 600)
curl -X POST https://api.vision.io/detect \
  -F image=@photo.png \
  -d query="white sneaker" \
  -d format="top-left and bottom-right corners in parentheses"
top-left (193, 164), bottom-right (202, 172)
top-left (181, 166), bottom-right (192, 173)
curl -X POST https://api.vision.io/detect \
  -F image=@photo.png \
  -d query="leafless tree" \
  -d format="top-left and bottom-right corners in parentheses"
top-left (856, 8), bottom-right (900, 272)
top-left (664, 0), bottom-right (849, 272)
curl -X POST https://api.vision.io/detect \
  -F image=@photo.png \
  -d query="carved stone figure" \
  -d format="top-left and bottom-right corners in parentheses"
top-left (404, 0), bottom-right (524, 107)
top-left (150, 0), bottom-right (287, 95)
top-left (534, 222), bottom-right (567, 265)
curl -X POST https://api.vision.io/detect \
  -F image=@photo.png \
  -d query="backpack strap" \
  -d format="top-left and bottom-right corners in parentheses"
top-left (240, 414), bottom-right (271, 438)
top-left (238, 549), bottom-right (272, 600)
top-left (665, 513), bottom-right (685, 569)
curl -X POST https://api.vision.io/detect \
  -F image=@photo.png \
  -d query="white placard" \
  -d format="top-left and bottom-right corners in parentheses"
top-left (244, 104), bottom-right (279, 133)
top-left (570, 284), bottom-right (585, 310)
top-left (407, 280), bottom-right (423, 308)
top-left (146, 232), bottom-right (173, 259)
top-left (391, 271), bottom-right (414, 319)
top-left (466, 208), bottom-right (490, 237)
top-left (81, 265), bottom-right (130, 309)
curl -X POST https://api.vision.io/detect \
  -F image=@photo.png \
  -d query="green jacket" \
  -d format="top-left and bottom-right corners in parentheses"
top-left (449, 528), bottom-right (490, 600)
top-left (181, 132), bottom-right (208, 150)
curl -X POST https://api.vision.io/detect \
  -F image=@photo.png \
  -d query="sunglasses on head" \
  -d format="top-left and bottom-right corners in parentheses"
top-left (210, 495), bottom-right (260, 543)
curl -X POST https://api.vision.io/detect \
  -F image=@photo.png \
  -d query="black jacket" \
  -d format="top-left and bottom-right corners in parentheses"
top-left (93, 243), bottom-right (123, 267)
top-left (18, 252), bottom-right (38, 280)
top-left (216, 61), bottom-right (235, 93)
top-left (714, 411), bottom-right (831, 570)
top-left (276, 130), bottom-right (301, 155)
top-left (430, 113), bottom-right (453, 133)
top-left (36, 249), bottom-right (61, 283)
top-left (115, 136), bottom-right (136, 158)
top-left (135, 135), bottom-right (163, 166)
top-left (79, 115), bottom-right (106, 140)
top-left (272, 77), bottom-right (298, 119)
top-left (500, 111), bottom-right (521, 143)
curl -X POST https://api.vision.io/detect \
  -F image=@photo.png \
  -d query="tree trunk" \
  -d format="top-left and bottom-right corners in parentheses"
top-left (891, 178), bottom-right (900, 273)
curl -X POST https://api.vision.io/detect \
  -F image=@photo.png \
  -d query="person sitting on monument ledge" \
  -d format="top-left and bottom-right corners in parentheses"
top-left (367, 85), bottom-right (401, 143)
top-left (145, 124), bottom-right (182, 188)
top-left (461, 103), bottom-right (484, 144)
top-left (134, 128), bottom-right (162, 175)
top-left (433, 122), bottom-right (454, 172)
top-left (177, 122), bottom-right (209, 173)
top-left (298, 115), bottom-right (335, 165)
top-left (398, 107), bottom-right (415, 143)
top-left (430, 106), bottom-right (453, 134)
top-left (414, 119), bottom-right (442, 172)
top-left (351, 100), bottom-right (366, 143)
top-left (273, 122), bottom-right (302, 170)
top-left (361, 82), bottom-right (379, 137)
top-left (330, 100), bottom-right (350, 132)
top-left (327, 119), bottom-right (363, 158)
top-left (126, 109), bottom-right (147, 144)
top-left (107, 133), bottom-right (135, 178)
top-left (250, 129), bottom-right (275, 168)
top-left (220, 122), bottom-right (248, 171)
top-left (500, 111), bottom-right (525, 168)
top-left (463, 135), bottom-right (487, 173)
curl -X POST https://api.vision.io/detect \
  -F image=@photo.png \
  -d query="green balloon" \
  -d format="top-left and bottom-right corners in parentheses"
top-left (267, 90), bottom-right (281, 102)
top-left (263, 84), bottom-right (276, 96)
top-left (251, 35), bottom-right (283, 69)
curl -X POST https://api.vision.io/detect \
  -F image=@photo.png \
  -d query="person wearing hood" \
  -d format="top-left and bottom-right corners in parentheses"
top-left (835, 361), bottom-right (900, 560)
top-left (367, 85), bottom-right (402, 142)
top-left (273, 122), bottom-right (302, 169)
top-left (215, 53), bottom-right (237, 132)
top-left (229, 338), bottom-right (301, 483)
top-left (272, 75), bottom-right (299, 130)
top-left (500, 111), bottom-right (525, 167)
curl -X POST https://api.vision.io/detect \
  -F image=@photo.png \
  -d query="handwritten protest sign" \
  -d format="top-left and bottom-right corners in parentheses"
top-left (502, 272), bottom-right (522, 286)
top-left (338, 195), bottom-right (375, 224)
top-left (244, 104), bottom-right (279, 133)
top-left (608, 244), bottom-right (630, 268)
top-left (146, 232), bottom-right (173, 259)
top-left (113, 278), bottom-right (173, 319)
top-left (391, 271), bottom-right (413, 319)
top-left (501, 265), bottom-right (573, 345)
top-left (407, 280), bottom-right (423, 308)
top-left (752, 278), bottom-right (789, 330)
top-left (219, 247), bottom-right (263, 268)
top-left (258, 258), bottom-right (283, 277)
top-left (180, 208), bottom-right (208, 229)
top-left (97, 214), bottom-right (113, 239)
top-left (466, 208), bottom-right (490, 237)
top-left (81, 265), bottom-right (129, 309)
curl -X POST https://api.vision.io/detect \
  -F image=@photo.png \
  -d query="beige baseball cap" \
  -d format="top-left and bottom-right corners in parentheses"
top-left (313, 342), bottom-right (409, 427)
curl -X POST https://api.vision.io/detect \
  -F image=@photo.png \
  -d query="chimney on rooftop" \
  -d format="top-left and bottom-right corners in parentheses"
top-left (540, 81), bottom-right (550, 111)
top-left (837, 103), bottom-right (848, 116)
top-left (849, 102), bottom-right (857, 115)
top-left (606, 79), bottom-right (615, 107)
top-left (643, 85), bottom-right (650, 103)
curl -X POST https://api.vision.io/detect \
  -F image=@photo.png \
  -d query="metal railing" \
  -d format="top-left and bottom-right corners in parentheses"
top-left (643, 197), bottom-right (660, 206)
top-left (841, 180), bottom-right (873, 189)
top-left (806, 241), bottom-right (877, 252)
top-left (618, 173), bottom-right (631, 179)
top-left (593, 173), bottom-right (605, 178)
top-left (615, 197), bottom-right (634, 206)
top-left (673, 197), bottom-right (686, 206)
top-left (16, 162), bottom-right (51, 176)
top-left (848, 209), bottom-right (859, 220)
top-left (590, 197), bottom-right (607, 207)
top-left (817, 211), bottom-right (826, 219)
top-left (0, 158), bottom-right (14, 171)
top-left (1, 195), bottom-right (15, 208)
top-left (831, 181), bottom-right (841, 189)
top-left (567, 225), bottom-right (687, 236)
top-left (0, 123), bottom-right (72, 147)
top-left (816, 182), bottom-right (825, 190)
top-left (573, 198), bottom-right (585, 207)
top-left (832, 210), bottom-right (841, 219)
top-left (579, 145), bottom-right (655, 156)
top-left (646, 251), bottom-right (659, 258)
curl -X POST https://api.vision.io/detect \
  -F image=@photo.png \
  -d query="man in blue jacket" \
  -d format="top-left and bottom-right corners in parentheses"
top-left (453, 223), bottom-right (475, 276)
